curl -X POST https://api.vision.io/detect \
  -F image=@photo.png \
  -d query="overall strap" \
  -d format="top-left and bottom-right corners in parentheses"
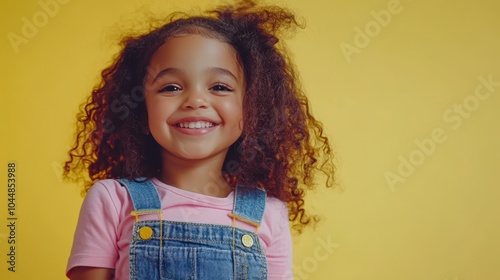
top-left (117, 178), bottom-right (163, 218)
top-left (229, 185), bottom-right (267, 229)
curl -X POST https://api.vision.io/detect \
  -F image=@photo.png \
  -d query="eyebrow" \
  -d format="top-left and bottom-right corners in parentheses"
top-left (151, 67), bottom-right (239, 84)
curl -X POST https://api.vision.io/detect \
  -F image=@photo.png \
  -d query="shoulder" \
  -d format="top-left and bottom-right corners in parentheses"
top-left (260, 195), bottom-right (290, 246)
top-left (264, 196), bottom-right (289, 227)
top-left (261, 195), bottom-right (293, 272)
top-left (86, 179), bottom-right (123, 196)
top-left (83, 179), bottom-right (132, 216)
top-left (67, 180), bottom-right (127, 276)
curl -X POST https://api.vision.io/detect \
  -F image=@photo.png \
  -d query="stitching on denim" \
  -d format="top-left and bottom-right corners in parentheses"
top-left (135, 219), bottom-right (259, 233)
top-left (158, 213), bottom-right (163, 280)
top-left (192, 247), bottom-right (197, 280)
top-left (260, 249), bottom-right (268, 279)
top-left (232, 215), bottom-right (236, 256)
top-left (133, 222), bottom-right (264, 253)
top-left (130, 224), bottom-right (138, 280)
top-left (243, 252), bottom-right (248, 280)
top-left (133, 239), bottom-right (264, 258)
top-left (131, 227), bottom-right (267, 278)
top-left (227, 213), bottom-right (261, 228)
top-left (131, 209), bottom-right (163, 216)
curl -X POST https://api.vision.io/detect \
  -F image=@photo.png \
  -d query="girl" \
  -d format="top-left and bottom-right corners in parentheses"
top-left (64, 0), bottom-right (334, 279)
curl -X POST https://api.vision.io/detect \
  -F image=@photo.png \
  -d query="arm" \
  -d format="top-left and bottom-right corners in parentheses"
top-left (66, 182), bottom-right (121, 278)
top-left (266, 201), bottom-right (294, 280)
top-left (69, 267), bottom-right (113, 280)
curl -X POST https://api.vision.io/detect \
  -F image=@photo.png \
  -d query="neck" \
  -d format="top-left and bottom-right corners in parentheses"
top-left (158, 153), bottom-right (231, 198)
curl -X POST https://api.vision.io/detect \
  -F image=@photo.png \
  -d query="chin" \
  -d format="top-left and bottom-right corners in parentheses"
top-left (171, 149), bottom-right (227, 161)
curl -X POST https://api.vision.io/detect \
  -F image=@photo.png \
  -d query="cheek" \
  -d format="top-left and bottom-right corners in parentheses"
top-left (220, 98), bottom-right (243, 118)
top-left (222, 100), bottom-right (243, 130)
top-left (146, 106), bottom-right (159, 127)
top-left (146, 98), bottom-right (172, 124)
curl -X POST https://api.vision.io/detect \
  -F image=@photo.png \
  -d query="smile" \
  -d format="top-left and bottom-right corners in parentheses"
top-left (176, 121), bottom-right (216, 129)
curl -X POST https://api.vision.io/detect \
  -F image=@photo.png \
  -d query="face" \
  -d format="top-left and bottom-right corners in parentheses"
top-left (143, 34), bottom-right (245, 164)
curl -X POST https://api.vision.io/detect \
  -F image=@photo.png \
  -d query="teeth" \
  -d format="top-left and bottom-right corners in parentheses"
top-left (178, 121), bottom-right (214, 129)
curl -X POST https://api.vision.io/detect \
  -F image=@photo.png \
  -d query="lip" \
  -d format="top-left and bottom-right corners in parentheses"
top-left (170, 117), bottom-right (220, 136)
top-left (172, 117), bottom-right (220, 124)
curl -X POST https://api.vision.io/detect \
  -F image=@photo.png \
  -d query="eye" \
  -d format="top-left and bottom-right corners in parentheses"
top-left (210, 84), bottom-right (233, 92)
top-left (159, 85), bottom-right (181, 93)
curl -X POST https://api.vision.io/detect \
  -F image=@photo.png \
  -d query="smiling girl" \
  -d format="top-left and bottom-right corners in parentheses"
top-left (64, 1), bottom-right (334, 279)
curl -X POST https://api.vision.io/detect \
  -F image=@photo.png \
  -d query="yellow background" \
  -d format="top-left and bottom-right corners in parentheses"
top-left (1, 0), bottom-right (499, 279)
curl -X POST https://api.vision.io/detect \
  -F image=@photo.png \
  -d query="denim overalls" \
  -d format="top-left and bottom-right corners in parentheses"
top-left (117, 178), bottom-right (269, 280)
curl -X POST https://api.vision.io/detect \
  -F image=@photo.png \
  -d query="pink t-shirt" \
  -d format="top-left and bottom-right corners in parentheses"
top-left (66, 178), bottom-right (293, 279)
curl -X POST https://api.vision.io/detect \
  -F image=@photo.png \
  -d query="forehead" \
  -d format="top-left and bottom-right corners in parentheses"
top-left (146, 34), bottom-right (244, 82)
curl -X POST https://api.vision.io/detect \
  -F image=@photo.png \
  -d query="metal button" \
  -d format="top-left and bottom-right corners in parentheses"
top-left (138, 226), bottom-right (153, 240)
top-left (242, 234), bottom-right (254, 248)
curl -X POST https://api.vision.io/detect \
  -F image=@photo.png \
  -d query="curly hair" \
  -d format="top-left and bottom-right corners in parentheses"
top-left (64, 0), bottom-right (335, 233)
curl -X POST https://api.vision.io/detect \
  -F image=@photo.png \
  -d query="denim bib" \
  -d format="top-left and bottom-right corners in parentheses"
top-left (118, 178), bottom-right (269, 280)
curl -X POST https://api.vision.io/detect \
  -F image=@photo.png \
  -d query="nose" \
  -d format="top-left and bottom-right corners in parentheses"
top-left (182, 87), bottom-right (208, 109)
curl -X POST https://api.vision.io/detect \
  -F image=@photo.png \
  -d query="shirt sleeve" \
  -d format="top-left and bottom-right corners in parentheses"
top-left (66, 182), bottom-right (120, 277)
top-left (266, 201), bottom-right (294, 280)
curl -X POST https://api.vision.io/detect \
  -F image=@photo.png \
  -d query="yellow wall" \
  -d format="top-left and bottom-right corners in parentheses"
top-left (1, 0), bottom-right (499, 279)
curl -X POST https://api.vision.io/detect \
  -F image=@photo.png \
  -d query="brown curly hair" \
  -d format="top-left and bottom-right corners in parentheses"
top-left (64, 0), bottom-right (335, 233)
